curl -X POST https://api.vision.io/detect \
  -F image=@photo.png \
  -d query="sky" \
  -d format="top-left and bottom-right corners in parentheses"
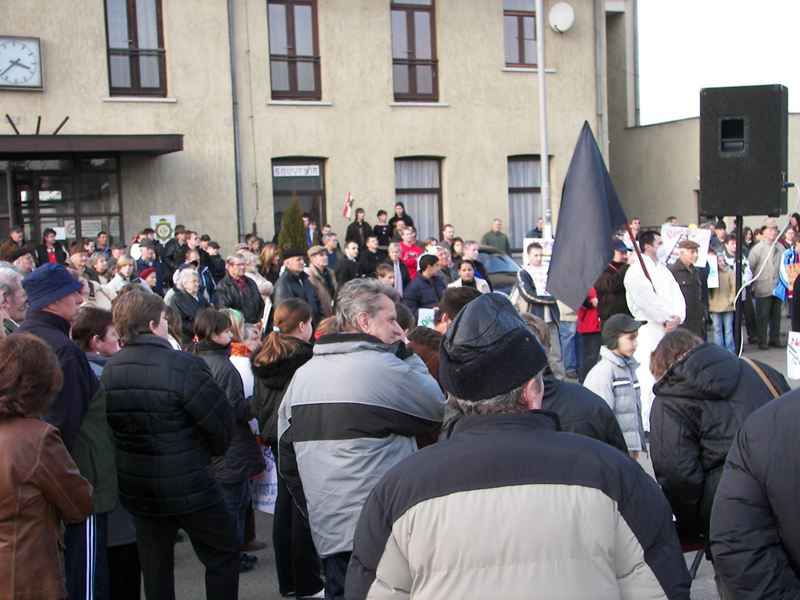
top-left (637, 0), bottom-right (800, 125)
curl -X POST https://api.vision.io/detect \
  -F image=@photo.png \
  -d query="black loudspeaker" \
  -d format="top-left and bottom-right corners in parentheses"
top-left (699, 84), bottom-right (788, 217)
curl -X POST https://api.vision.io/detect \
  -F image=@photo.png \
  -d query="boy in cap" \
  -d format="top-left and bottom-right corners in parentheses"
top-left (583, 313), bottom-right (647, 457)
top-left (346, 294), bottom-right (690, 600)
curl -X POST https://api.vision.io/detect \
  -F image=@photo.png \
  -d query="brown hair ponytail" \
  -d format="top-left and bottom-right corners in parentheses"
top-left (253, 299), bottom-right (312, 367)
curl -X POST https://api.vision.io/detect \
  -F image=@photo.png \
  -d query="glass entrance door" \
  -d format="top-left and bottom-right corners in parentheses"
top-left (3, 158), bottom-right (123, 249)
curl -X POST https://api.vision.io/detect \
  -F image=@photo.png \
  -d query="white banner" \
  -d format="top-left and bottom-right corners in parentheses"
top-left (788, 332), bottom-right (800, 380)
top-left (659, 225), bottom-right (712, 268)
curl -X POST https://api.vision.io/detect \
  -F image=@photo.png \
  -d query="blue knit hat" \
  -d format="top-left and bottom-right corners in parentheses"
top-left (22, 263), bottom-right (84, 310)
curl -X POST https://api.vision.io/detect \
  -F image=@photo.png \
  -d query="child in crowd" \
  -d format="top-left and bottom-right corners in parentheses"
top-left (709, 253), bottom-right (736, 353)
top-left (583, 314), bottom-right (647, 458)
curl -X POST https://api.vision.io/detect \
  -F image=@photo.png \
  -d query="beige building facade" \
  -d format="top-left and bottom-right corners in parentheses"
top-left (1, 0), bottom-right (639, 253)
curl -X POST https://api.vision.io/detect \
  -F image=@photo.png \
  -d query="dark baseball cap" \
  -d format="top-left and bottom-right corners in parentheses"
top-left (602, 314), bottom-right (645, 349)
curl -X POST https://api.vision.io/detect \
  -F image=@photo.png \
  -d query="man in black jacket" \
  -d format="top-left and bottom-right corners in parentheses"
top-left (521, 313), bottom-right (628, 454)
top-left (358, 235), bottom-right (386, 277)
top-left (273, 247), bottom-right (323, 325)
top-left (215, 254), bottom-right (265, 324)
top-left (710, 388), bottom-right (800, 599)
top-left (103, 291), bottom-right (238, 600)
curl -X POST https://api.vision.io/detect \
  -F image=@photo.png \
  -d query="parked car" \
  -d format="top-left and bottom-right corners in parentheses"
top-left (478, 245), bottom-right (521, 295)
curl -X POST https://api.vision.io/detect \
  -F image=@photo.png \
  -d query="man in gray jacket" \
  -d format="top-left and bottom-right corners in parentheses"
top-left (277, 278), bottom-right (445, 600)
top-left (748, 217), bottom-right (784, 349)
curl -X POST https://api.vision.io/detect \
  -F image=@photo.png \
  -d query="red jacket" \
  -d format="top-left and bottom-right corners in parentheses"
top-left (577, 287), bottom-right (601, 334)
top-left (400, 242), bottom-right (423, 280)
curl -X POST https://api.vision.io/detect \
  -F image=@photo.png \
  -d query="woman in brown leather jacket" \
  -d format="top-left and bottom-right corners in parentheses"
top-left (0, 334), bottom-right (93, 600)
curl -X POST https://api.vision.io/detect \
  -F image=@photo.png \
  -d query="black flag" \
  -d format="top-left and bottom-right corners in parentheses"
top-left (547, 121), bottom-right (628, 311)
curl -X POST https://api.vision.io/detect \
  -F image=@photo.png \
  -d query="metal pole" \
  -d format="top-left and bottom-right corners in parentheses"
top-left (227, 0), bottom-right (246, 241)
top-left (536, 0), bottom-right (552, 238)
top-left (734, 215), bottom-right (744, 352)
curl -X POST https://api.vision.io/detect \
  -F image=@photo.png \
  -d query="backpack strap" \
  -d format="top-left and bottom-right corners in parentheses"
top-left (741, 356), bottom-right (780, 399)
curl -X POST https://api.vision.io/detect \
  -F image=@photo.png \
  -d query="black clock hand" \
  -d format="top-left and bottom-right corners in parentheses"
top-left (0, 61), bottom-right (17, 78)
top-left (0, 59), bottom-right (28, 78)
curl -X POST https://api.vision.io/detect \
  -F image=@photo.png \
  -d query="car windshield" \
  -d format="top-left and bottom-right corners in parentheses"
top-left (479, 253), bottom-right (519, 273)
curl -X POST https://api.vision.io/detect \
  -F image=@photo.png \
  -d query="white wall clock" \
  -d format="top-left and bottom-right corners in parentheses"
top-left (0, 36), bottom-right (43, 90)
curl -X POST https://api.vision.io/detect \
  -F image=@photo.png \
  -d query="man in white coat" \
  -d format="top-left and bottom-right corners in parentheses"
top-left (624, 230), bottom-right (685, 432)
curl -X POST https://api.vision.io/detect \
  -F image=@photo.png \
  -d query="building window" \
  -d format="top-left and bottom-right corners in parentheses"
top-left (503, 0), bottom-right (536, 67)
top-left (4, 158), bottom-right (123, 247)
top-left (272, 158), bottom-right (326, 234)
top-left (508, 156), bottom-right (541, 249)
top-left (267, 0), bottom-right (321, 100)
top-left (391, 1), bottom-right (438, 102)
top-left (104, 0), bottom-right (167, 96)
top-left (395, 158), bottom-right (441, 240)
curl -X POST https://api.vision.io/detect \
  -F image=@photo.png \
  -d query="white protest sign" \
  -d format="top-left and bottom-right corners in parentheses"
top-left (660, 225), bottom-right (712, 268)
top-left (417, 308), bottom-right (436, 329)
top-left (252, 445), bottom-right (278, 514)
top-left (788, 332), bottom-right (800, 380)
top-left (521, 237), bottom-right (554, 267)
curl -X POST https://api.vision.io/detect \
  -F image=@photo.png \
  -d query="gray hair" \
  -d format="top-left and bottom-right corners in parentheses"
top-left (178, 268), bottom-right (199, 285)
top-left (447, 369), bottom-right (544, 417)
top-left (238, 250), bottom-right (257, 267)
top-left (0, 266), bottom-right (24, 296)
top-left (322, 232), bottom-right (338, 244)
top-left (463, 240), bottom-right (479, 250)
top-left (335, 278), bottom-right (396, 332)
top-left (388, 242), bottom-right (401, 254)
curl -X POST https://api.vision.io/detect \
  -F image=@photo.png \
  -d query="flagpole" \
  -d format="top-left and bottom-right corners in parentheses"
top-left (536, 0), bottom-right (552, 238)
top-left (626, 223), bottom-right (655, 292)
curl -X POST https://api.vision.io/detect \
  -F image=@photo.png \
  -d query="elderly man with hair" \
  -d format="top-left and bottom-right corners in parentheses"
top-left (277, 279), bottom-right (445, 599)
top-left (0, 266), bottom-right (27, 335)
top-left (346, 294), bottom-right (691, 600)
top-left (216, 253), bottom-right (265, 325)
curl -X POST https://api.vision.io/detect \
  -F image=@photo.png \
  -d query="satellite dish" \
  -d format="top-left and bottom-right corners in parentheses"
top-left (549, 2), bottom-right (575, 33)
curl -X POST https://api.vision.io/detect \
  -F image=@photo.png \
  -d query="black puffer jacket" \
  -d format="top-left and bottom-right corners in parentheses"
top-left (196, 342), bottom-right (264, 484)
top-left (541, 368), bottom-right (628, 454)
top-left (102, 335), bottom-right (235, 516)
top-left (215, 275), bottom-right (265, 324)
top-left (650, 342), bottom-right (788, 538)
top-left (251, 340), bottom-right (314, 449)
top-left (171, 289), bottom-right (211, 346)
top-left (710, 389), bottom-right (800, 599)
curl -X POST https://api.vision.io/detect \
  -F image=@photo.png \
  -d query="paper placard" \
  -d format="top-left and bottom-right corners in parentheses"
top-left (252, 444), bottom-right (278, 514)
top-left (417, 308), bottom-right (436, 329)
top-left (660, 225), bottom-right (712, 268)
top-left (521, 237), bottom-right (554, 267)
top-left (788, 332), bottom-right (800, 380)
top-left (52, 226), bottom-right (67, 240)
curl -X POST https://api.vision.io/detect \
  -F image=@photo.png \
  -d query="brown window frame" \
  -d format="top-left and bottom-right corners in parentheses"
top-left (104, 0), bottom-right (168, 97)
top-left (391, 1), bottom-right (438, 102)
top-left (267, 0), bottom-right (322, 101)
top-left (271, 157), bottom-right (327, 235)
top-left (504, 4), bottom-right (537, 67)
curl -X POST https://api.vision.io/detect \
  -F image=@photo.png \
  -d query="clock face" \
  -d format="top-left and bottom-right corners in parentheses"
top-left (0, 37), bottom-right (43, 89)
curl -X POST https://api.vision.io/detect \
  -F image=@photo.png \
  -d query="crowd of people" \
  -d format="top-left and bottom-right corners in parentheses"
top-left (1, 207), bottom-right (800, 600)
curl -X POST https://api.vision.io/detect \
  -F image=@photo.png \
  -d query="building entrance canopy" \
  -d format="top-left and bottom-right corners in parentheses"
top-left (0, 134), bottom-right (183, 156)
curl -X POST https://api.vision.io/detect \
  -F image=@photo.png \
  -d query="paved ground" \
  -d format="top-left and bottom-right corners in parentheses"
top-left (167, 321), bottom-right (797, 600)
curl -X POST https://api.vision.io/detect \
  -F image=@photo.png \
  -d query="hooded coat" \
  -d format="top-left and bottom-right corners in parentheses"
top-left (649, 342), bottom-right (788, 538)
top-left (710, 389), bottom-right (800, 599)
top-left (251, 340), bottom-right (315, 449)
